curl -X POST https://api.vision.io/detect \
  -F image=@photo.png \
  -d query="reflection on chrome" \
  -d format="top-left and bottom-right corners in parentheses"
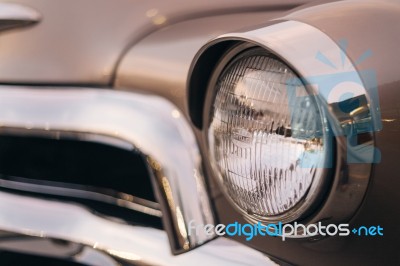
top-left (0, 87), bottom-right (215, 253)
top-left (0, 2), bottom-right (41, 31)
top-left (107, 249), bottom-right (141, 261)
top-left (0, 191), bottom-right (277, 265)
top-left (0, 178), bottom-right (162, 217)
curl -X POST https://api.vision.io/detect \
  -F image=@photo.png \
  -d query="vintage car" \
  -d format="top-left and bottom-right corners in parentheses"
top-left (0, 0), bottom-right (398, 265)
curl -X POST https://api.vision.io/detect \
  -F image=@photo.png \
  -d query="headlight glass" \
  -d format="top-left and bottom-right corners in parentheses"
top-left (208, 48), bottom-right (328, 222)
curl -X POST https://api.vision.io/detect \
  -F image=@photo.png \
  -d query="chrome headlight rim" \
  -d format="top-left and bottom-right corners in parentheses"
top-left (203, 43), bottom-right (334, 224)
top-left (190, 21), bottom-right (374, 236)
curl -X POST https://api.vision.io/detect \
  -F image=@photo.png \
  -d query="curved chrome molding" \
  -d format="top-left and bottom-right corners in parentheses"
top-left (0, 177), bottom-right (162, 217)
top-left (0, 87), bottom-right (215, 253)
top-left (0, 3), bottom-right (41, 31)
top-left (0, 191), bottom-right (277, 265)
top-left (193, 21), bottom-right (377, 231)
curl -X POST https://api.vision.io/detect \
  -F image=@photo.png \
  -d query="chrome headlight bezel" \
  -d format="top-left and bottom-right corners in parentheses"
top-left (190, 21), bottom-right (377, 233)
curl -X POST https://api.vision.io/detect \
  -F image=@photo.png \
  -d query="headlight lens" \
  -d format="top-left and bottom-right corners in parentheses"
top-left (208, 48), bottom-right (329, 222)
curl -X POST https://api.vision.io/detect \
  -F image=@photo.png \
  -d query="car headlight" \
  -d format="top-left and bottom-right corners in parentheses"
top-left (207, 47), bottom-right (330, 223)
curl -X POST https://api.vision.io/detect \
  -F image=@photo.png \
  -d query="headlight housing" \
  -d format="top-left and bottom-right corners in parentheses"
top-left (207, 47), bottom-right (331, 223)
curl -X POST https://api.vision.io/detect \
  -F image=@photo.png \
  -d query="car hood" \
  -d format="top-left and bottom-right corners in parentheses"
top-left (0, 0), bottom-right (308, 85)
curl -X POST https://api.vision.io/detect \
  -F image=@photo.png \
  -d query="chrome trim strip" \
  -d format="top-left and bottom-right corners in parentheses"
top-left (0, 3), bottom-right (41, 31)
top-left (0, 87), bottom-right (215, 253)
top-left (0, 191), bottom-right (277, 266)
top-left (0, 178), bottom-right (162, 217)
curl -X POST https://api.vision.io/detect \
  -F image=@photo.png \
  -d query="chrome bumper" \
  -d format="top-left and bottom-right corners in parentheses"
top-left (0, 87), bottom-right (214, 253)
top-left (0, 87), bottom-right (277, 265)
top-left (0, 191), bottom-right (276, 266)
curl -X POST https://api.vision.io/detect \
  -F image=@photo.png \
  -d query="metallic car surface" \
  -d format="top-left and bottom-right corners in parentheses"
top-left (0, 191), bottom-right (277, 266)
top-left (0, 87), bottom-right (217, 254)
top-left (197, 0), bottom-right (399, 265)
top-left (116, 0), bottom-right (399, 264)
top-left (0, 0), bottom-right (308, 85)
top-left (0, 0), bottom-right (399, 265)
top-left (115, 11), bottom-right (286, 115)
top-left (0, 2), bottom-right (41, 31)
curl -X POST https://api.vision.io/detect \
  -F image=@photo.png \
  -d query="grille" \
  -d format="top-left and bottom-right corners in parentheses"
top-left (0, 135), bottom-right (162, 228)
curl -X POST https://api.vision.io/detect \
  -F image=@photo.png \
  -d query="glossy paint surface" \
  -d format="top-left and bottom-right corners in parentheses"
top-left (116, 11), bottom-right (287, 114)
top-left (118, 0), bottom-right (400, 264)
top-left (210, 1), bottom-right (400, 265)
top-left (0, 0), bottom-right (398, 264)
top-left (0, 0), bottom-right (307, 85)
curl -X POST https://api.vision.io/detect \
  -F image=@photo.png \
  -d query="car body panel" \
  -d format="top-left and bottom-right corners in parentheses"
top-left (117, 0), bottom-right (400, 264)
top-left (213, 1), bottom-right (400, 265)
top-left (0, 0), bottom-right (399, 265)
top-left (115, 11), bottom-right (285, 114)
top-left (0, 0), bottom-right (307, 85)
